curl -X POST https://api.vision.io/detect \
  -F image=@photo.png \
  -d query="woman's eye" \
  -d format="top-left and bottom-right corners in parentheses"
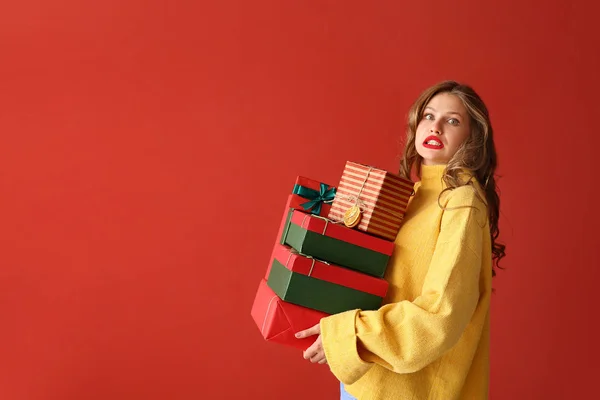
top-left (424, 113), bottom-right (434, 120)
top-left (448, 118), bottom-right (459, 126)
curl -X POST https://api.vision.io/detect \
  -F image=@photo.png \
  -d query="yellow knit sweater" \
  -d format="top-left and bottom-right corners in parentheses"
top-left (321, 164), bottom-right (493, 400)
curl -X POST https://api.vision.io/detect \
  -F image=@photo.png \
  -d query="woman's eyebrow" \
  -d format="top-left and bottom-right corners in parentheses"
top-left (425, 106), bottom-right (463, 117)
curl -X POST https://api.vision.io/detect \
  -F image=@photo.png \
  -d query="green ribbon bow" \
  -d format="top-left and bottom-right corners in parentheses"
top-left (292, 183), bottom-right (336, 215)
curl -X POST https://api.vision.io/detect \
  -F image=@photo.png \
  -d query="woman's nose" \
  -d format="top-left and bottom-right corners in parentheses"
top-left (429, 122), bottom-right (442, 134)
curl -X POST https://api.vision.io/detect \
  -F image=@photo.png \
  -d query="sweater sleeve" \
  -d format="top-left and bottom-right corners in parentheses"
top-left (320, 188), bottom-right (486, 385)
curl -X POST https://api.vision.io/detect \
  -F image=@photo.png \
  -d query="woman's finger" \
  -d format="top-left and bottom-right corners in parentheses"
top-left (303, 343), bottom-right (318, 360)
top-left (295, 323), bottom-right (320, 339)
top-left (310, 350), bottom-right (326, 364)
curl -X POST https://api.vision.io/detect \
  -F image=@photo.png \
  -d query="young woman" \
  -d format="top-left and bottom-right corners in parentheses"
top-left (296, 80), bottom-right (505, 400)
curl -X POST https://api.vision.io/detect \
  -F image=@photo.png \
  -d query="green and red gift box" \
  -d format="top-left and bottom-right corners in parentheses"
top-left (280, 207), bottom-right (395, 278)
top-left (267, 244), bottom-right (389, 315)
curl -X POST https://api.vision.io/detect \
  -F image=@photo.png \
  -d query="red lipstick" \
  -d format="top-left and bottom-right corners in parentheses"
top-left (423, 135), bottom-right (444, 149)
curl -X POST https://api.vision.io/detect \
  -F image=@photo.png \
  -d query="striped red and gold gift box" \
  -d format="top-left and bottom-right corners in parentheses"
top-left (327, 161), bottom-right (415, 241)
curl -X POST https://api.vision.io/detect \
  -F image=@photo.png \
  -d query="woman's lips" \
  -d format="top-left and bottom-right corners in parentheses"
top-left (423, 135), bottom-right (444, 149)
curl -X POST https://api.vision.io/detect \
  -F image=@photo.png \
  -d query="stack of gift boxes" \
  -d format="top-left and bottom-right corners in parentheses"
top-left (251, 161), bottom-right (415, 350)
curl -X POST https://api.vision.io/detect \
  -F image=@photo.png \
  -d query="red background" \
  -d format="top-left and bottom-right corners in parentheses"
top-left (1, 1), bottom-right (598, 399)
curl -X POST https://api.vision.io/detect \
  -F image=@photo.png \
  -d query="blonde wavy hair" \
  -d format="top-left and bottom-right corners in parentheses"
top-left (399, 80), bottom-right (506, 276)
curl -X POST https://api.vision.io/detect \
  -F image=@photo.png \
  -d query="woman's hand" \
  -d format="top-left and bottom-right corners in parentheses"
top-left (295, 323), bottom-right (328, 364)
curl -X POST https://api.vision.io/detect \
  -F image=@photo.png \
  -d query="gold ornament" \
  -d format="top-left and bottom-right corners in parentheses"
top-left (343, 204), bottom-right (362, 228)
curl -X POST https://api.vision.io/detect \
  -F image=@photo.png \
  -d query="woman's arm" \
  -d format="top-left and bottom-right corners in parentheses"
top-left (319, 187), bottom-right (487, 385)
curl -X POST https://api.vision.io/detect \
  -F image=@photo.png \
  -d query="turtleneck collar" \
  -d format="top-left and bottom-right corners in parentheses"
top-left (419, 164), bottom-right (447, 189)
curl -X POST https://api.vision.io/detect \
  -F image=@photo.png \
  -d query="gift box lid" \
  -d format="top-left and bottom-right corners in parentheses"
top-left (289, 209), bottom-right (395, 256)
top-left (272, 243), bottom-right (388, 298)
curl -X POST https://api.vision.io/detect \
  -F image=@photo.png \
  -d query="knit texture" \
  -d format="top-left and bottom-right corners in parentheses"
top-left (320, 164), bottom-right (493, 400)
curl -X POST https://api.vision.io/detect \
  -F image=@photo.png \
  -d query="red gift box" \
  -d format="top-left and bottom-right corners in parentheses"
top-left (328, 161), bottom-right (415, 240)
top-left (290, 176), bottom-right (335, 217)
top-left (250, 279), bottom-right (327, 350)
